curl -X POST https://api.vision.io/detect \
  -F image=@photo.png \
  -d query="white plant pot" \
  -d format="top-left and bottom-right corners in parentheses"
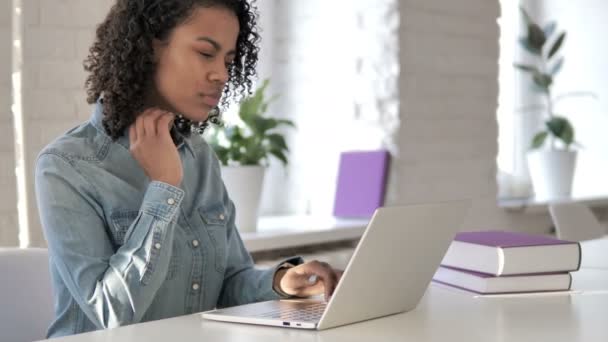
top-left (527, 150), bottom-right (577, 200)
top-left (220, 165), bottom-right (265, 233)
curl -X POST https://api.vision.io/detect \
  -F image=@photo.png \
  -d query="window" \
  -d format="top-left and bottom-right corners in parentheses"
top-left (254, 1), bottom-right (399, 217)
top-left (497, 0), bottom-right (608, 200)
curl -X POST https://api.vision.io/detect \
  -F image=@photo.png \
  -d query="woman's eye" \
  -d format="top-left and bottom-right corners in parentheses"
top-left (199, 52), bottom-right (213, 58)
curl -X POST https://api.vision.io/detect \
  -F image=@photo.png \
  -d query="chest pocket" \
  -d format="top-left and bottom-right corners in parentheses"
top-left (198, 204), bottom-right (228, 273)
top-left (109, 209), bottom-right (179, 280)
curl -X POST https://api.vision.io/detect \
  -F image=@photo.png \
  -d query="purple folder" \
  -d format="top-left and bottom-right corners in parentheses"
top-left (333, 150), bottom-right (390, 218)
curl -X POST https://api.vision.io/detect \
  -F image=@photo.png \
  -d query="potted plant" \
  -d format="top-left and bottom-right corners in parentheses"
top-left (514, 7), bottom-right (594, 199)
top-left (206, 79), bottom-right (294, 232)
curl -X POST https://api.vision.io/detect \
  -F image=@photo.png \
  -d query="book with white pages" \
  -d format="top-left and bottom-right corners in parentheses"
top-left (440, 231), bottom-right (581, 276)
top-left (433, 266), bottom-right (573, 294)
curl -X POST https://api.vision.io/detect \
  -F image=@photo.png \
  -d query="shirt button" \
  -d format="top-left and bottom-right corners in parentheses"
top-left (154, 243), bottom-right (161, 250)
top-left (192, 283), bottom-right (200, 291)
top-left (219, 214), bottom-right (225, 220)
top-left (167, 198), bottom-right (176, 205)
top-left (192, 240), bottom-right (200, 248)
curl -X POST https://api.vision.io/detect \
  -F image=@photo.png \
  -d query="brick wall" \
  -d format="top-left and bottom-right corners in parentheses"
top-left (22, 0), bottom-right (113, 246)
top-left (397, 0), bottom-right (551, 233)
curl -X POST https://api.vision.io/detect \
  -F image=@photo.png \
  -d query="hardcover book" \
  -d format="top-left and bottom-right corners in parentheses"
top-left (433, 266), bottom-right (573, 294)
top-left (440, 231), bottom-right (581, 276)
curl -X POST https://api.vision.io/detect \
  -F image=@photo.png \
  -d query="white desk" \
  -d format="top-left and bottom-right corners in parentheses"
top-left (39, 269), bottom-right (608, 342)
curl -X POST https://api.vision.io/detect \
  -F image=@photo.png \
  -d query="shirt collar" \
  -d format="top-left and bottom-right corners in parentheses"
top-left (89, 98), bottom-right (196, 157)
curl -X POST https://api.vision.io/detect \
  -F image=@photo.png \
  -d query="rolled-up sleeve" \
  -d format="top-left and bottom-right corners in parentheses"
top-left (35, 152), bottom-right (183, 329)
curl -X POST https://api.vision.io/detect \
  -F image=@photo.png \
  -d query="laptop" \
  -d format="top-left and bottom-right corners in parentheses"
top-left (202, 201), bottom-right (470, 330)
top-left (549, 203), bottom-right (608, 269)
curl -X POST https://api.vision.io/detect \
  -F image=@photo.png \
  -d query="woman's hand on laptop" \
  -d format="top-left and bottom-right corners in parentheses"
top-left (274, 260), bottom-right (344, 302)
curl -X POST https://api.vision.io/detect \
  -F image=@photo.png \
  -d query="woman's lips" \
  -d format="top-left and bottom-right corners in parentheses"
top-left (201, 94), bottom-right (221, 107)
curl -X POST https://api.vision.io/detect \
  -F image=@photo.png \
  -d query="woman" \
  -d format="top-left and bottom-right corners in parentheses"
top-left (35, 0), bottom-right (340, 338)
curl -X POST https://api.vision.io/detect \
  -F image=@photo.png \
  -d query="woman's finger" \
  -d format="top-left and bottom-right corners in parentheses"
top-left (308, 261), bottom-right (337, 301)
top-left (156, 113), bottom-right (174, 138)
top-left (281, 261), bottom-right (340, 301)
top-left (129, 124), bottom-right (137, 145)
top-left (143, 109), bottom-right (164, 136)
top-left (335, 270), bottom-right (344, 283)
top-left (135, 113), bottom-right (146, 139)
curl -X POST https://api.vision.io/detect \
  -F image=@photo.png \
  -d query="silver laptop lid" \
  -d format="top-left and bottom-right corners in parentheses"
top-left (317, 201), bottom-right (470, 330)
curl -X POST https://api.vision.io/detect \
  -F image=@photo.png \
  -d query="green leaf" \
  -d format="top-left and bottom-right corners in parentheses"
top-left (238, 137), bottom-right (264, 165)
top-left (259, 94), bottom-right (279, 115)
top-left (207, 78), bottom-right (295, 168)
top-left (239, 80), bottom-right (270, 125)
top-left (519, 37), bottom-right (541, 56)
top-left (532, 72), bottom-right (553, 92)
top-left (266, 134), bottom-right (288, 151)
top-left (514, 63), bottom-right (540, 73)
top-left (269, 149), bottom-right (288, 166)
top-left (527, 23), bottom-right (546, 50)
top-left (531, 131), bottom-right (549, 149)
top-left (258, 78), bottom-right (271, 92)
top-left (519, 6), bottom-right (533, 26)
top-left (548, 32), bottom-right (566, 59)
top-left (550, 57), bottom-right (564, 76)
top-left (239, 97), bottom-right (263, 126)
top-left (252, 117), bottom-right (278, 136)
top-left (545, 116), bottom-right (575, 148)
top-left (275, 119), bottom-right (296, 128)
top-left (561, 122), bottom-right (574, 146)
top-left (226, 126), bottom-right (246, 147)
top-left (546, 117), bottom-right (565, 136)
top-left (546, 116), bottom-right (575, 147)
top-left (544, 22), bottom-right (557, 39)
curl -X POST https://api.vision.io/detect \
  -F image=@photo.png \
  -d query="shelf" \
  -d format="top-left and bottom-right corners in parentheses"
top-left (499, 195), bottom-right (608, 213)
top-left (240, 215), bottom-right (369, 252)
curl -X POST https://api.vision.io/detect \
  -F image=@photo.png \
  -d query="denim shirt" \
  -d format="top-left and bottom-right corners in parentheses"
top-left (35, 101), bottom-right (302, 338)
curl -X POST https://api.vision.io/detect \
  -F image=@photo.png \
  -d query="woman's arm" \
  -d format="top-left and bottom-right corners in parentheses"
top-left (35, 152), bottom-right (183, 329)
top-left (215, 199), bottom-right (303, 308)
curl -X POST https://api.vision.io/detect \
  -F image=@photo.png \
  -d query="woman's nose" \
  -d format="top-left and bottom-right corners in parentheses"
top-left (209, 63), bottom-right (229, 84)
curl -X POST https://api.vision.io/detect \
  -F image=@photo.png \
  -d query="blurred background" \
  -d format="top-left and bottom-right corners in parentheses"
top-left (1, 0), bottom-right (607, 249)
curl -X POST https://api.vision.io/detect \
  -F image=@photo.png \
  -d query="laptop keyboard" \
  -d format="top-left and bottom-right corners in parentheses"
top-left (257, 302), bottom-right (327, 322)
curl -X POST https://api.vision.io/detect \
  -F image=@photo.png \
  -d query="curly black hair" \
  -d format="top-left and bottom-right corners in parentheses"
top-left (84, 0), bottom-right (260, 140)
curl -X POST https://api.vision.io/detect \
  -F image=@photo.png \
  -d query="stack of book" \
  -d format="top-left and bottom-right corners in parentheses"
top-left (433, 231), bottom-right (582, 294)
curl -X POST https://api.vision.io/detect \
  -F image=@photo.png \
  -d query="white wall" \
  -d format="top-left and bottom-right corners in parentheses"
top-left (1, 0), bottom-right (559, 246)
top-left (21, 0), bottom-right (114, 246)
top-left (0, 0), bottom-right (18, 246)
top-left (539, 0), bottom-right (608, 197)
top-left (258, 0), bottom-right (552, 233)
top-left (258, 0), bottom-right (400, 216)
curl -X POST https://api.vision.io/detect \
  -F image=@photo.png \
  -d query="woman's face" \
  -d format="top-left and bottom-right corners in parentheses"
top-left (152, 6), bottom-right (239, 122)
